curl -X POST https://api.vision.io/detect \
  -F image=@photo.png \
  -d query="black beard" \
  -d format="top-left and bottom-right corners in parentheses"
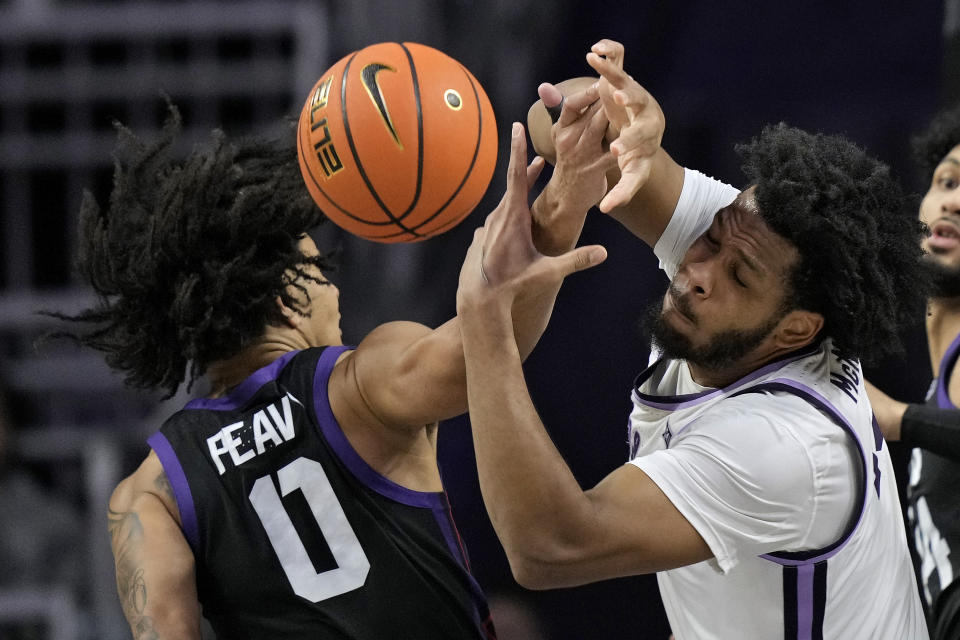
top-left (921, 254), bottom-right (960, 299)
top-left (640, 294), bottom-right (781, 373)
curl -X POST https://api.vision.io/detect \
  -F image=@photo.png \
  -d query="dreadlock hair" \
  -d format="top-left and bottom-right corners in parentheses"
top-left (911, 103), bottom-right (960, 182)
top-left (51, 106), bottom-right (334, 397)
top-left (737, 123), bottom-right (928, 364)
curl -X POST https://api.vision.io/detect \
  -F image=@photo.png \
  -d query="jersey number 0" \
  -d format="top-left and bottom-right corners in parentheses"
top-left (249, 456), bottom-right (371, 602)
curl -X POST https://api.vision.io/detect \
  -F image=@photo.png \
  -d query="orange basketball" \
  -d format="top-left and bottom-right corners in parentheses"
top-left (296, 42), bottom-right (498, 243)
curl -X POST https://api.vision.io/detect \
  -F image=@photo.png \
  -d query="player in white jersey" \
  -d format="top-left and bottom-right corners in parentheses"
top-left (455, 39), bottom-right (929, 639)
top-left (628, 174), bottom-right (921, 638)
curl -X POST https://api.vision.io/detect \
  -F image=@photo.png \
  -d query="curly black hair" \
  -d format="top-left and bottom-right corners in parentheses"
top-left (51, 107), bottom-right (334, 396)
top-left (912, 103), bottom-right (960, 182)
top-left (737, 123), bottom-right (927, 364)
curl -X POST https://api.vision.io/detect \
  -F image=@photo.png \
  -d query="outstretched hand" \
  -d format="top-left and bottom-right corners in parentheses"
top-left (586, 39), bottom-right (665, 213)
top-left (456, 122), bottom-right (607, 313)
top-left (538, 80), bottom-right (618, 215)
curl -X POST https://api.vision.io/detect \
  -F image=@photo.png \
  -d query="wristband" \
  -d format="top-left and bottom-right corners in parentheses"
top-left (900, 403), bottom-right (960, 462)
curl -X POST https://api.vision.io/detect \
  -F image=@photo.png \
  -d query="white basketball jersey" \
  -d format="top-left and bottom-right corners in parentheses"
top-left (628, 340), bottom-right (928, 639)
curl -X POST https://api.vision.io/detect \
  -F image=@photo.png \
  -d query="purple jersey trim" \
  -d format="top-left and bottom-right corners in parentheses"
top-left (782, 560), bottom-right (828, 640)
top-left (312, 345), bottom-right (447, 509)
top-left (431, 498), bottom-right (492, 639)
top-left (936, 331), bottom-right (960, 409)
top-left (796, 563), bottom-right (815, 640)
top-left (184, 350), bottom-right (301, 411)
top-left (632, 342), bottom-right (821, 410)
top-left (749, 378), bottom-right (868, 566)
top-left (147, 431), bottom-right (201, 554)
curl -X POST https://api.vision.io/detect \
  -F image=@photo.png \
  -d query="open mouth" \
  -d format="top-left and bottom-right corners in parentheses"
top-left (928, 220), bottom-right (960, 252)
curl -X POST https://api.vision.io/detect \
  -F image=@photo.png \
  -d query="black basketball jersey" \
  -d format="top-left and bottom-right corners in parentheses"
top-left (908, 332), bottom-right (960, 615)
top-left (148, 346), bottom-right (496, 639)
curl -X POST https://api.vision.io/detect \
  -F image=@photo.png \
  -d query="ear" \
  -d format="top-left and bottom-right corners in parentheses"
top-left (276, 296), bottom-right (302, 328)
top-left (772, 309), bottom-right (824, 350)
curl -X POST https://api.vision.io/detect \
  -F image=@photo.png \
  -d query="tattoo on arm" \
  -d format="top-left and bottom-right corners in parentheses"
top-left (108, 507), bottom-right (160, 639)
top-left (154, 471), bottom-right (174, 501)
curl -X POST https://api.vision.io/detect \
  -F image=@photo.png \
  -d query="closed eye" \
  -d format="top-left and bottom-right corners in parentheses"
top-left (732, 268), bottom-right (747, 288)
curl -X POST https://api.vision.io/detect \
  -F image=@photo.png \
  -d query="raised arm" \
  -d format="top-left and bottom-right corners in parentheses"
top-left (108, 453), bottom-right (202, 639)
top-left (528, 40), bottom-right (685, 247)
top-left (866, 379), bottom-right (960, 462)
top-left (338, 100), bottom-right (613, 430)
top-left (456, 123), bottom-right (710, 587)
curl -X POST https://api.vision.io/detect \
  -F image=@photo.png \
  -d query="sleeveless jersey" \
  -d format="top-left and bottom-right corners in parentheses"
top-left (908, 331), bottom-right (960, 615)
top-left (147, 346), bottom-right (495, 639)
top-left (627, 339), bottom-right (928, 639)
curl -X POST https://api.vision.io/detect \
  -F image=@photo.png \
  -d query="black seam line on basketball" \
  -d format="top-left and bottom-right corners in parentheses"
top-left (396, 63), bottom-right (485, 236)
top-left (394, 42), bottom-right (425, 224)
top-left (296, 58), bottom-right (400, 227)
top-left (341, 47), bottom-right (422, 237)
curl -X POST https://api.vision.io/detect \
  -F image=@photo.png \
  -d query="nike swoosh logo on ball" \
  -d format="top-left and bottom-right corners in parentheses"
top-left (360, 63), bottom-right (403, 149)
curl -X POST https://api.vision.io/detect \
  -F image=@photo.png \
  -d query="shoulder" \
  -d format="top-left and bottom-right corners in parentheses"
top-left (332, 321), bottom-right (433, 387)
top-left (111, 451), bottom-right (182, 527)
top-left (673, 393), bottom-right (833, 486)
top-left (351, 321), bottom-right (433, 354)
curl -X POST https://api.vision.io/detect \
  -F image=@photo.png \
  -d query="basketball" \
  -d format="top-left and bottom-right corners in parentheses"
top-left (296, 42), bottom-right (498, 243)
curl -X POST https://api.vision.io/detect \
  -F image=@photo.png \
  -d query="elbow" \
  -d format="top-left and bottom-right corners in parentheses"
top-left (508, 556), bottom-right (557, 590)
top-left (501, 540), bottom-right (574, 590)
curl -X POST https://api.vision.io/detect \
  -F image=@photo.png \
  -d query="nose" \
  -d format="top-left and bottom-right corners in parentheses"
top-left (943, 188), bottom-right (960, 216)
top-left (680, 259), bottom-right (714, 298)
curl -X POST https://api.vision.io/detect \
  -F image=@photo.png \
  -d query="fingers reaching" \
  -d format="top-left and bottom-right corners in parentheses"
top-left (600, 168), bottom-right (648, 213)
top-left (555, 244), bottom-right (608, 277)
top-left (591, 39), bottom-right (624, 68)
top-left (527, 156), bottom-right (545, 190)
top-left (580, 38), bottom-right (664, 212)
top-left (586, 53), bottom-right (632, 90)
top-left (504, 122), bottom-right (530, 204)
top-left (556, 83), bottom-right (600, 128)
top-left (539, 83), bottom-right (564, 123)
top-left (538, 82), bottom-right (563, 108)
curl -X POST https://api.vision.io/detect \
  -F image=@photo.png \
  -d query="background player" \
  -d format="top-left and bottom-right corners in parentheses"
top-left (866, 103), bottom-right (960, 640)
top-left (455, 39), bottom-right (929, 638)
top-left (55, 98), bottom-right (612, 639)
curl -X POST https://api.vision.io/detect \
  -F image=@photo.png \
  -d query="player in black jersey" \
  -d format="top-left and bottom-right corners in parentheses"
top-left (56, 99), bottom-right (613, 639)
top-left (867, 104), bottom-right (960, 640)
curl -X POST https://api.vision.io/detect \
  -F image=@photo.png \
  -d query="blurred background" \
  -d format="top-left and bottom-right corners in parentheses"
top-left (0, 0), bottom-right (956, 638)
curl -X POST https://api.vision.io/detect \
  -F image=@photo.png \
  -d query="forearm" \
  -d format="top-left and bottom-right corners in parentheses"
top-left (529, 180), bottom-right (590, 256)
top-left (604, 147), bottom-right (684, 247)
top-left (460, 299), bottom-right (596, 572)
top-left (360, 286), bottom-right (561, 427)
top-left (900, 404), bottom-right (960, 462)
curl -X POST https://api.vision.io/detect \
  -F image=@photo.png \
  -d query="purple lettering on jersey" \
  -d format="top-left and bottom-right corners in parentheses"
top-left (828, 348), bottom-right (861, 406)
top-left (873, 453), bottom-right (882, 498)
top-left (629, 430), bottom-right (641, 460)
